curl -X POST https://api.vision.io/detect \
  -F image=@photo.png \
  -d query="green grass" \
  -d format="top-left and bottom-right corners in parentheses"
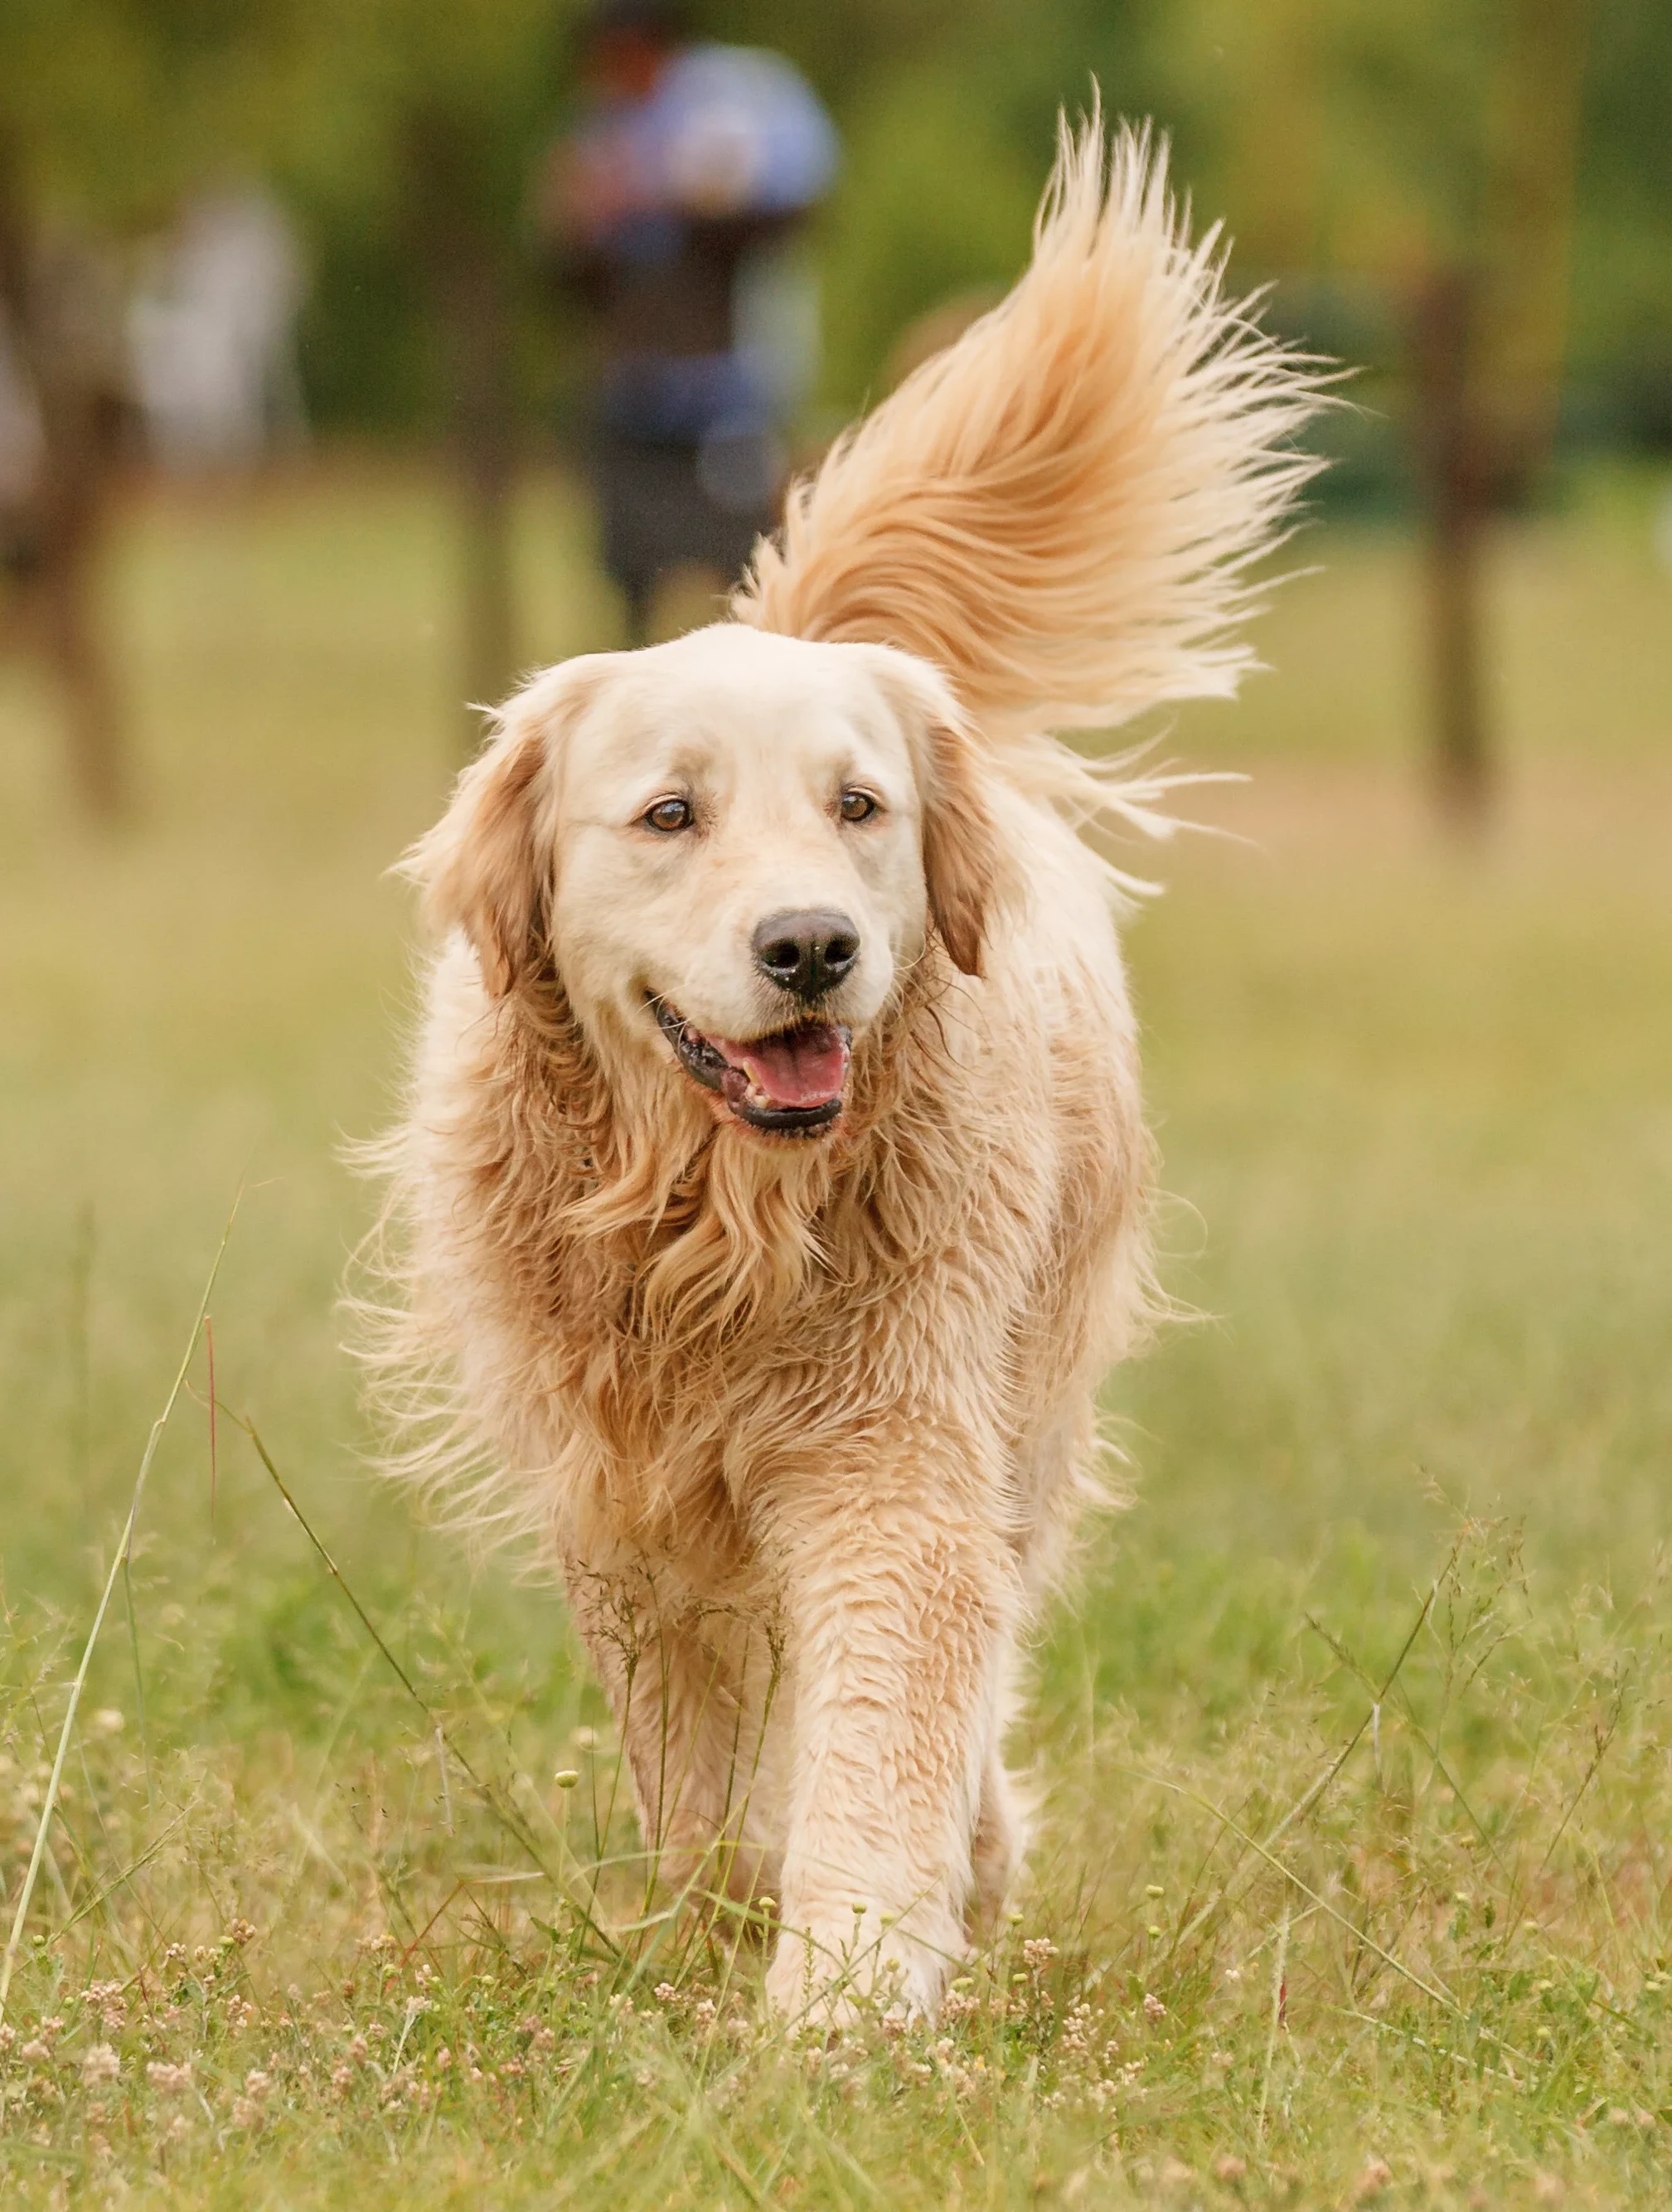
top-left (1, 459), bottom-right (1670, 2207)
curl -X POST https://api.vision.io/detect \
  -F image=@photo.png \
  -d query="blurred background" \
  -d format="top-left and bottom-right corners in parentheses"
top-left (0, 0), bottom-right (1668, 1704)
top-left (2, 0), bottom-right (1670, 815)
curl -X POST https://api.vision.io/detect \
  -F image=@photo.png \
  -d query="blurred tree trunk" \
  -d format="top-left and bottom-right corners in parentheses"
top-left (1410, 266), bottom-right (1489, 827)
top-left (405, 109), bottom-right (520, 749)
top-left (1408, 0), bottom-right (1593, 831)
top-left (35, 524), bottom-right (126, 818)
top-left (0, 135), bottom-right (128, 821)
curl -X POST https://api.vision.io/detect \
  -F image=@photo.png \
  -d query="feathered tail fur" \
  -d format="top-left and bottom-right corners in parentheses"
top-left (733, 114), bottom-right (1324, 871)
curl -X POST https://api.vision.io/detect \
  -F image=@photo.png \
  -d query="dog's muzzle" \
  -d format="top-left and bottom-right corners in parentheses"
top-left (652, 997), bottom-right (852, 1136)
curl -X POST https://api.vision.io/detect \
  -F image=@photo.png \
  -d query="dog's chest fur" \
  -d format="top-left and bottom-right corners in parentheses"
top-left (396, 934), bottom-right (1145, 1602)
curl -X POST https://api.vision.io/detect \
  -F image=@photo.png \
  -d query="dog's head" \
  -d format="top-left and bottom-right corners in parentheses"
top-left (407, 625), bottom-right (1006, 1138)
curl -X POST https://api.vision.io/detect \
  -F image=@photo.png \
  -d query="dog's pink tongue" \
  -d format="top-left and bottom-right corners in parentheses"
top-left (720, 1024), bottom-right (850, 1108)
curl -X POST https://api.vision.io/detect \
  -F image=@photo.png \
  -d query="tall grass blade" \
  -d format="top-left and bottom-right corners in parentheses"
top-left (0, 1204), bottom-right (236, 2019)
top-left (1257, 1897), bottom-right (1290, 2140)
top-left (233, 1410), bottom-right (621, 1959)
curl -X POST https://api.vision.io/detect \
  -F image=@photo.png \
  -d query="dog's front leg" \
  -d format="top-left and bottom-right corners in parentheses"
top-left (762, 1446), bottom-right (1017, 2021)
top-left (563, 1558), bottom-right (792, 1909)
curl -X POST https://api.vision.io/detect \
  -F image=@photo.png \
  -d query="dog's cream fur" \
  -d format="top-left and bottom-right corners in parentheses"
top-left (361, 121), bottom-right (1317, 2016)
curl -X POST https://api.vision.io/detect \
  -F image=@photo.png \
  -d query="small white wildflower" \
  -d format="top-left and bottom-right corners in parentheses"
top-left (80, 2045), bottom-right (119, 2085)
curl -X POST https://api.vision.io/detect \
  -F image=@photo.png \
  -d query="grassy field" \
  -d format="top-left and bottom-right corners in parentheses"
top-left (1, 460), bottom-right (1670, 2208)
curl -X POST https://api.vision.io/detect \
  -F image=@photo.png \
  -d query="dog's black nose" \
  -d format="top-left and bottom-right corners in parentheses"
top-left (752, 910), bottom-right (860, 1002)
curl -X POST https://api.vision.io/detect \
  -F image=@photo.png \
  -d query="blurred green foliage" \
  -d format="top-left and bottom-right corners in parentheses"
top-left (3, 0), bottom-right (1669, 452)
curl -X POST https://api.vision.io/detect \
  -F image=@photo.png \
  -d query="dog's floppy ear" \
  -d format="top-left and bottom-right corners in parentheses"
top-left (864, 648), bottom-right (1008, 978)
top-left (919, 711), bottom-right (1003, 977)
top-left (401, 658), bottom-right (606, 998)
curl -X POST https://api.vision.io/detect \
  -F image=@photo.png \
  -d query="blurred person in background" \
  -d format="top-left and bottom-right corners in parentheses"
top-left (538, 0), bottom-right (836, 643)
top-left (128, 182), bottom-right (307, 473)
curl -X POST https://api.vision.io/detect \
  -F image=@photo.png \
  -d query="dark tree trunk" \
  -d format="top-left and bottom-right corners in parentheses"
top-left (0, 135), bottom-right (128, 821)
top-left (38, 533), bottom-right (125, 817)
top-left (1410, 268), bottom-right (1490, 831)
top-left (1403, 1), bottom-right (1593, 832)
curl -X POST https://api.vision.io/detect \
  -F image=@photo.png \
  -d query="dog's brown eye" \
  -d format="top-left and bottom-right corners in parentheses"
top-left (839, 789), bottom-right (878, 823)
top-left (644, 797), bottom-right (695, 833)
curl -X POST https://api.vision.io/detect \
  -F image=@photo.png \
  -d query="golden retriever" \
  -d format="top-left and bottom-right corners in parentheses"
top-left (362, 119), bottom-right (1316, 2018)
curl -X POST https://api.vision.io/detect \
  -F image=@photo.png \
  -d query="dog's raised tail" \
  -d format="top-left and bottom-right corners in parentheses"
top-left (733, 114), bottom-right (1325, 851)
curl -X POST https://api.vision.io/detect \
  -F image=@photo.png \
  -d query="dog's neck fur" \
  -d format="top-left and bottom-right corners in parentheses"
top-left (400, 948), bottom-right (976, 1562)
top-left (487, 952), bottom-right (958, 1359)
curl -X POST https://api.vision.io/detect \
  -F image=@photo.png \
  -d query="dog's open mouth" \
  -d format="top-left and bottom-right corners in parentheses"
top-left (652, 997), bottom-right (851, 1135)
